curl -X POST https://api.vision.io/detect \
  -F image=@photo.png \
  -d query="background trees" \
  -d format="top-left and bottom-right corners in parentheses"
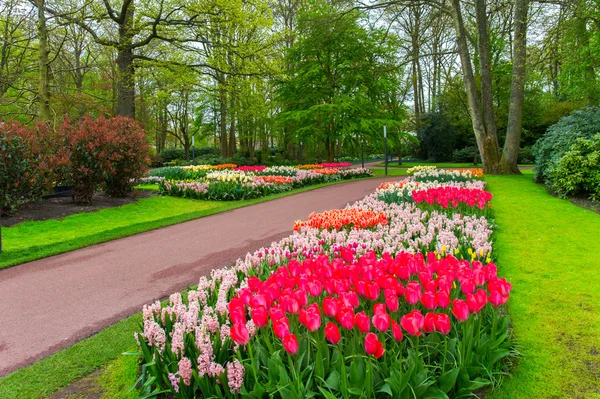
top-left (0, 0), bottom-right (597, 170)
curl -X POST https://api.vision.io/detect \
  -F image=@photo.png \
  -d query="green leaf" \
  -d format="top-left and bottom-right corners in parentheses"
top-left (438, 367), bottom-right (460, 393)
top-left (377, 383), bottom-right (393, 396)
top-left (425, 387), bottom-right (450, 399)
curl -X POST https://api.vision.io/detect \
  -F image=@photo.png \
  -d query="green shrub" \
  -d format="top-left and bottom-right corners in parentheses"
top-left (517, 146), bottom-right (534, 164)
top-left (533, 106), bottom-right (600, 184)
top-left (160, 148), bottom-right (186, 162)
top-left (549, 134), bottom-right (600, 200)
top-left (452, 146), bottom-right (480, 163)
top-left (418, 112), bottom-right (457, 162)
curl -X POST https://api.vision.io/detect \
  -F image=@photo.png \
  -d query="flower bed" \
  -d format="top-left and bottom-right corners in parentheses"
top-left (154, 164), bottom-right (372, 201)
top-left (136, 166), bottom-right (514, 398)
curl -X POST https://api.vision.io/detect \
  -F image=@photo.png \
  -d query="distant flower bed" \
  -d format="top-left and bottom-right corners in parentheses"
top-left (153, 164), bottom-right (372, 201)
top-left (135, 165), bottom-right (514, 398)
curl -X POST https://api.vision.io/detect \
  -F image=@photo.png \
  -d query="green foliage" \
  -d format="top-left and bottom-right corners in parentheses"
top-left (452, 147), bottom-right (480, 164)
top-left (516, 147), bottom-right (534, 164)
top-left (532, 106), bottom-right (600, 184)
top-left (418, 113), bottom-right (457, 162)
top-left (549, 134), bottom-right (600, 200)
top-left (278, 0), bottom-right (406, 161)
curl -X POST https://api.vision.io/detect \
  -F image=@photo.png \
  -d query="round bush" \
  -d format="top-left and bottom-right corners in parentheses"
top-left (533, 106), bottom-right (600, 184)
top-left (549, 134), bottom-right (600, 200)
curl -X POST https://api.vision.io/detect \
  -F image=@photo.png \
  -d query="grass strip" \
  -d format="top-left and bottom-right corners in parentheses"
top-left (486, 174), bottom-right (600, 398)
top-left (0, 178), bottom-right (373, 270)
top-left (0, 313), bottom-right (141, 399)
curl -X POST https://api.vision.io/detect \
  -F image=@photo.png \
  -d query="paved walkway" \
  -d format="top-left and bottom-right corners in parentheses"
top-left (0, 177), bottom-right (402, 376)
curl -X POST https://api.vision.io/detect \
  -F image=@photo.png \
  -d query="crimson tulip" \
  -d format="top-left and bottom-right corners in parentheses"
top-left (325, 322), bottom-right (341, 344)
top-left (392, 321), bottom-right (403, 341)
top-left (273, 318), bottom-right (290, 339)
top-left (323, 296), bottom-right (339, 318)
top-left (405, 282), bottom-right (421, 305)
top-left (355, 311), bottom-right (371, 333)
top-left (451, 299), bottom-right (470, 322)
top-left (337, 307), bottom-right (355, 330)
top-left (421, 291), bottom-right (437, 310)
top-left (231, 323), bottom-right (250, 345)
top-left (385, 292), bottom-right (399, 312)
top-left (401, 309), bottom-right (424, 336)
top-left (364, 333), bottom-right (385, 358)
top-left (283, 334), bottom-right (298, 354)
top-left (435, 313), bottom-right (451, 334)
top-left (372, 312), bottom-right (391, 332)
top-left (373, 303), bottom-right (387, 315)
top-left (307, 280), bottom-right (323, 297)
top-left (423, 312), bottom-right (436, 333)
top-left (460, 278), bottom-right (476, 294)
top-left (435, 290), bottom-right (450, 308)
top-left (299, 303), bottom-right (321, 332)
top-left (251, 306), bottom-right (268, 328)
top-left (466, 289), bottom-right (488, 313)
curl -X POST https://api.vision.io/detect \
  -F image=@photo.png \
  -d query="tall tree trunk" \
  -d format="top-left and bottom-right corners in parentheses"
top-left (228, 92), bottom-right (236, 157)
top-left (219, 82), bottom-right (228, 157)
top-left (450, 0), bottom-right (501, 173)
top-left (36, 0), bottom-right (51, 121)
top-left (475, 0), bottom-right (498, 142)
top-left (116, 5), bottom-right (135, 118)
top-left (500, 0), bottom-right (529, 174)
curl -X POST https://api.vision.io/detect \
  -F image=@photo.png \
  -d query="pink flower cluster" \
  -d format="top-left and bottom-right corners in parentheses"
top-left (412, 187), bottom-right (493, 210)
top-left (235, 165), bottom-right (267, 172)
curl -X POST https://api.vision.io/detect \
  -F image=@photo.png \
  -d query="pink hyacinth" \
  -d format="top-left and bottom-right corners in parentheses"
top-left (177, 357), bottom-right (193, 386)
top-left (227, 359), bottom-right (245, 393)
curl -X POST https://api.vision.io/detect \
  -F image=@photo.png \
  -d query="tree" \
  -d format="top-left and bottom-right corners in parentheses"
top-left (279, 0), bottom-right (405, 162)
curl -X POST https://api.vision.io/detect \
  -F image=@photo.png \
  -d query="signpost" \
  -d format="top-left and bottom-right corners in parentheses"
top-left (191, 135), bottom-right (195, 162)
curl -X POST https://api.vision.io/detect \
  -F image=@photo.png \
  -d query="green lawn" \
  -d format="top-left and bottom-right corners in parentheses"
top-left (0, 179), bottom-right (371, 270)
top-left (375, 161), bottom-right (482, 168)
top-left (486, 175), bottom-right (600, 398)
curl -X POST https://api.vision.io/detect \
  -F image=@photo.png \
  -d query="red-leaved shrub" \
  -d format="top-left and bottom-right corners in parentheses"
top-left (103, 116), bottom-right (150, 197)
top-left (64, 116), bottom-right (150, 204)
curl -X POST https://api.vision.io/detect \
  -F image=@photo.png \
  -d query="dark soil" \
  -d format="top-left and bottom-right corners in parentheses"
top-left (1, 190), bottom-right (155, 227)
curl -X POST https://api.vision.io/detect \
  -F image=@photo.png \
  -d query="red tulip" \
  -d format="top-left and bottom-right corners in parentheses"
top-left (488, 288), bottom-right (508, 307)
top-left (401, 310), bottom-right (424, 336)
top-left (466, 289), bottom-right (488, 313)
top-left (355, 311), bottom-right (371, 333)
top-left (341, 247), bottom-right (354, 262)
top-left (293, 289), bottom-right (308, 307)
top-left (299, 303), bottom-right (321, 332)
top-left (340, 291), bottom-right (360, 309)
top-left (364, 333), bottom-right (385, 358)
top-left (229, 304), bottom-right (247, 325)
top-left (307, 280), bottom-right (322, 297)
top-left (251, 306), bottom-right (268, 328)
top-left (385, 293), bottom-right (399, 312)
top-left (365, 282), bottom-right (380, 301)
top-left (250, 294), bottom-right (268, 309)
top-left (323, 296), bottom-right (339, 318)
top-left (451, 299), bottom-right (470, 322)
top-left (283, 334), bottom-right (298, 354)
top-left (405, 282), bottom-right (421, 305)
top-left (372, 312), bottom-right (391, 332)
top-left (325, 322), bottom-right (341, 344)
top-left (435, 313), bottom-right (451, 334)
top-left (231, 323), bottom-right (250, 345)
top-left (373, 303), bottom-right (387, 315)
top-left (420, 291), bottom-right (437, 310)
top-left (423, 312), bottom-right (436, 333)
top-left (248, 276), bottom-right (262, 292)
top-left (281, 296), bottom-right (300, 314)
top-left (435, 291), bottom-right (450, 308)
top-left (269, 305), bottom-right (285, 321)
top-left (337, 307), bottom-right (355, 330)
top-left (273, 318), bottom-right (290, 339)
top-left (392, 321), bottom-right (404, 341)
top-left (460, 278), bottom-right (476, 294)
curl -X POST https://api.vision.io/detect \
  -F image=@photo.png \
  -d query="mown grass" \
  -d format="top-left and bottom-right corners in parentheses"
top-left (0, 312), bottom-right (141, 399)
top-left (486, 174), bottom-right (600, 398)
top-left (0, 178), bottom-right (372, 270)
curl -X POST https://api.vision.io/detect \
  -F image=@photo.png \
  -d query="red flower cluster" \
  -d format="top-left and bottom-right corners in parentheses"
top-left (293, 209), bottom-right (388, 231)
top-left (320, 162), bottom-right (352, 168)
top-left (412, 187), bottom-right (493, 209)
top-left (228, 247), bottom-right (511, 357)
top-left (235, 165), bottom-right (267, 172)
top-left (254, 175), bottom-right (294, 185)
